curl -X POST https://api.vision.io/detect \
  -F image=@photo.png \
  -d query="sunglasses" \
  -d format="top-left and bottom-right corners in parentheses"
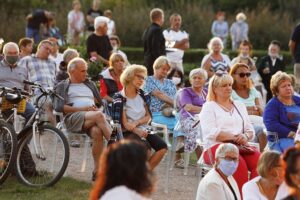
top-left (236, 72), bottom-right (251, 78)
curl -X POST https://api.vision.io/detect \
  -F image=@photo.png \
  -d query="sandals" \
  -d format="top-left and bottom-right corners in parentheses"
top-left (174, 159), bottom-right (185, 169)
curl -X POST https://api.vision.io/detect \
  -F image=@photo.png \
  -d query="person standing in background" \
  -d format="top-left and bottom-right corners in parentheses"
top-left (211, 11), bottom-right (229, 48)
top-left (163, 13), bottom-right (189, 73)
top-left (67, 0), bottom-right (85, 46)
top-left (142, 8), bottom-right (166, 76)
top-left (86, 0), bottom-right (102, 35)
top-left (289, 23), bottom-right (300, 93)
top-left (104, 10), bottom-right (116, 36)
top-left (26, 9), bottom-right (54, 43)
top-left (230, 12), bottom-right (249, 51)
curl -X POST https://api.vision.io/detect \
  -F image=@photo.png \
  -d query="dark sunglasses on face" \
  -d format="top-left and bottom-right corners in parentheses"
top-left (237, 72), bottom-right (251, 78)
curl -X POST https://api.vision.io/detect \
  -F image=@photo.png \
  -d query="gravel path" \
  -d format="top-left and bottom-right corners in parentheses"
top-left (64, 143), bottom-right (199, 200)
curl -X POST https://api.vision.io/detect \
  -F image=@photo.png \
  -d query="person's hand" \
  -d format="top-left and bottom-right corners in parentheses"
top-left (125, 122), bottom-right (137, 131)
top-left (184, 104), bottom-right (193, 112)
top-left (151, 90), bottom-right (164, 97)
top-left (234, 134), bottom-right (248, 145)
top-left (288, 131), bottom-right (296, 138)
top-left (138, 129), bottom-right (149, 138)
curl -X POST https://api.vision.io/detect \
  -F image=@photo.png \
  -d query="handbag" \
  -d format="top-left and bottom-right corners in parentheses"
top-left (225, 103), bottom-right (256, 155)
top-left (161, 103), bottom-right (175, 118)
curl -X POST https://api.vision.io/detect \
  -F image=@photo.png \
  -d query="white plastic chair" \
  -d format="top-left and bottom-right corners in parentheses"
top-left (150, 121), bottom-right (172, 193)
top-left (54, 111), bottom-right (91, 173)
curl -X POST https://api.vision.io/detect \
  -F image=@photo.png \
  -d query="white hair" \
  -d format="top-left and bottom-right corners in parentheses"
top-left (94, 16), bottom-right (109, 30)
top-left (3, 42), bottom-right (19, 55)
top-left (67, 57), bottom-right (87, 73)
top-left (63, 48), bottom-right (79, 63)
top-left (207, 37), bottom-right (224, 53)
top-left (215, 143), bottom-right (239, 159)
top-left (236, 12), bottom-right (247, 21)
top-left (189, 68), bottom-right (208, 80)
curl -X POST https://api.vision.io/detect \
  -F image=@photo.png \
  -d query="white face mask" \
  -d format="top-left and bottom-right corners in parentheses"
top-left (172, 77), bottom-right (181, 85)
top-left (112, 46), bottom-right (118, 52)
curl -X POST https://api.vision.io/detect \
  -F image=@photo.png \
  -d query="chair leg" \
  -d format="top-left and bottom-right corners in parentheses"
top-left (169, 138), bottom-right (178, 171)
top-left (183, 152), bottom-right (190, 176)
top-left (164, 148), bottom-right (171, 194)
top-left (80, 136), bottom-right (90, 172)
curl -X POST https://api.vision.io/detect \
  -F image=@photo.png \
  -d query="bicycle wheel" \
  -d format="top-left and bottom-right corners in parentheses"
top-left (16, 124), bottom-right (69, 187)
top-left (0, 120), bottom-right (17, 185)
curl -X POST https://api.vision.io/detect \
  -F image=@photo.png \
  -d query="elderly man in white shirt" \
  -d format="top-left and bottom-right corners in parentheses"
top-left (163, 13), bottom-right (189, 73)
top-left (196, 143), bottom-right (241, 200)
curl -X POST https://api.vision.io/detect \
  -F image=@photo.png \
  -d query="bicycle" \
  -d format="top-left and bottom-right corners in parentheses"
top-left (1, 82), bottom-right (70, 187)
top-left (0, 87), bottom-right (19, 184)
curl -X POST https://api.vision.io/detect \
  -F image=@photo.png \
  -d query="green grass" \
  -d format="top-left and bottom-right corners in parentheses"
top-left (0, 177), bottom-right (91, 200)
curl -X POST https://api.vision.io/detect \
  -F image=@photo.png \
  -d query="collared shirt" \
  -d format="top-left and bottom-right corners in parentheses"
top-left (19, 55), bottom-right (56, 93)
top-left (0, 60), bottom-right (29, 89)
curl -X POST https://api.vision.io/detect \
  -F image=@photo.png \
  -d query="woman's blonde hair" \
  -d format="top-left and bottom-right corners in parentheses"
top-left (207, 72), bottom-right (233, 101)
top-left (153, 56), bottom-right (170, 71)
top-left (229, 63), bottom-right (253, 90)
top-left (270, 71), bottom-right (292, 96)
top-left (120, 64), bottom-right (147, 87)
top-left (109, 53), bottom-right (124, 68)
top-left (257, 151), bottom-right (281, 178)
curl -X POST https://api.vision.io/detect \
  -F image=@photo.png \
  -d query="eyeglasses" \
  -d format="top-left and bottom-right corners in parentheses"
top-left (219, 156), bottom-right (239, 162)
top-left (236, 72), bottom-right (251, 78)
top-left (135, 74), bottom-right (146, 81)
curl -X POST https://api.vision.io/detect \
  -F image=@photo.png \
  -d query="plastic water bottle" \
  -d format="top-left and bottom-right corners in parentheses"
top-left (294, 122), bottom-right (300, 144)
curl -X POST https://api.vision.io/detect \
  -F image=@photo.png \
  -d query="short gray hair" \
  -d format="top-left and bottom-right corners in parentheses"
top-left (63, 48), bottom-right (79, 63)
top-left (67, 57), bottom-right (87, 73)
top-left (94, 16), bottom-right (109, 30)
top-left (3, 42), bottom-right (19, 55)
top-left (215, 143), bottom-right (239, 159)
top-left (189, 68), bottom-right (207, 80)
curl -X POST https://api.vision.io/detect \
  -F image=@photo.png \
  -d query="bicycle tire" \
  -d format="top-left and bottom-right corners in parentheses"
top-left (16, 124), bottom-right (69, 187)
top-left (0, 120), bottom-right (17, 185)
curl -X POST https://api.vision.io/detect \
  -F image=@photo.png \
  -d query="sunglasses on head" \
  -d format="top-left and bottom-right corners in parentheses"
top-left (236, 72), bottom-right (251, 78)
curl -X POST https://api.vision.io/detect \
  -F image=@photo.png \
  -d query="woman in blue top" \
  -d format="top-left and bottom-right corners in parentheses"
top-left (264, 71), bottom-right (300, 153)
top-left (230, 63), bottom-right (267, 151)
top-left (144, 56), bottom-right (177, 130)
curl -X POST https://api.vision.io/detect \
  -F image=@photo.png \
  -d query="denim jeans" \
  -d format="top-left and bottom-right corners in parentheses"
top-left (22, 102), bottom-right (35, 123)
top-left (26, 27), bottom-right (40, 43)
top-left (268, 138), bottom-right (294, 153)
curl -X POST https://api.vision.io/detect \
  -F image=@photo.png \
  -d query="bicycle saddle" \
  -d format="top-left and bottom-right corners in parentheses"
top-left (5, 93), bottom-right (22, 104)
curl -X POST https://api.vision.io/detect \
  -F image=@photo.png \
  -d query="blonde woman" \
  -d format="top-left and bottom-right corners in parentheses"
top-left (199, 71), bottom-right (260, 192)
top-left (112, 65), bottom-right (167, 170)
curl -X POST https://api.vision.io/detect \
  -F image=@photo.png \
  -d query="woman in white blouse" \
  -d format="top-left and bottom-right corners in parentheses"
top-left (242, 151), bottom-right (288, 200)
top-left (199, 71), bottom-right (260, 192)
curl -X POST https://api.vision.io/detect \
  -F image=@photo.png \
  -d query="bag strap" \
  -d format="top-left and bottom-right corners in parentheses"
top-left (232, 102), bottom-right (244, 133)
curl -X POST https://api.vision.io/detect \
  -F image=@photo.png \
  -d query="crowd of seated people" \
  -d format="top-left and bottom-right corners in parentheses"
top-left (2, 4), bottom-right (300, 199)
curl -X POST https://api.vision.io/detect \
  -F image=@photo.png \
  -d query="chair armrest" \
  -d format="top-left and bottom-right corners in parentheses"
top-left (151, 122), bottom-right (171, 148)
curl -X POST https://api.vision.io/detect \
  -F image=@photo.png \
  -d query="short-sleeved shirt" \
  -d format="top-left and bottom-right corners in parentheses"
top-left (143, 76), bottom-right (176, 112)
top-left (179, 87), bottom-right (207, 118)
top-left (291, 23), bottom-right (300, 63)
top-left (27, 9), bottom-right (48, 29)
top-left (231, 88), bottom-right (260, 107)
top-left (163, 29), bottom-right (188, 64)
top-left (86, 8), bottom-right (102, 32)
top-left (86, 33), bottom-right (112, 61)
top-left (0, 60), bottom-right (29, 89)
top-left (67, 83), bottom-right (94, 107)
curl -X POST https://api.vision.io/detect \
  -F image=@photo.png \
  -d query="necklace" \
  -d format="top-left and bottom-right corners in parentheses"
top-left (216, 102), bottom-right (234, 116)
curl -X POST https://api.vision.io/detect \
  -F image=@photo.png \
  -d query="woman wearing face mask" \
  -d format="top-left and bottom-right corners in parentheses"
top-left (242, 151), bottom-right (288, 200)
top-left (211, 11), bottom-right (229, 48)
top-left (196, 143), bottom-right (241, 200)
top-left (200, 71), bottom-right (260, 192)
top-left (167, 67), bottom-right (184, 90)
top-left (231, 40), bottom-right (256, 71)
top-left (281, 145), bottom-right (300, 200)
